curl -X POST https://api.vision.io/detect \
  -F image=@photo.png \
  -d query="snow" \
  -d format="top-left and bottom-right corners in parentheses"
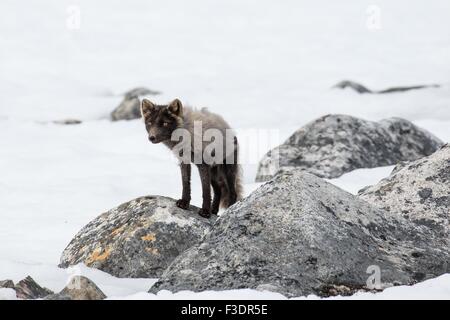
top-left (1, 0), bottom-right (449, 299)
top-left (331, 274), bottom-right (450, 300)
top-left (0, 289), bottom-right (17, 300)
top-left (327, 166), bottom-right (395, 195)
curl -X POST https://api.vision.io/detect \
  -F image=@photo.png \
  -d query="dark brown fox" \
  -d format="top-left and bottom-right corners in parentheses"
top-left (141, 98), bottom-right (243, 218)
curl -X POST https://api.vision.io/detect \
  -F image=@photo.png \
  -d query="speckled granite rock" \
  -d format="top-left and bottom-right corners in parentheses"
top-left (59, 196), bottom-right (216, 278)
top-left (111, 87), bottom-right (160, 121)
top-left (359, 144), bottom-right (450, 232)
top-left (256, 114), bottom-right (443, 181)
top-left (45, 276), bottom-right (106, 300)
top-left (150, 170), bottom-right (450, 297)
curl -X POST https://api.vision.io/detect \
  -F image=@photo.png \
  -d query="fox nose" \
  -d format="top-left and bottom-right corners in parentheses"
top-left (149, 136), bottom-right (156, 142)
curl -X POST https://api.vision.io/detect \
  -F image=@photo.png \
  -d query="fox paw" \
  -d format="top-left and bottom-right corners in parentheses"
top-left (176, 199), bottom-right (190, 210)
top-left (198, 208), bottom-right (211, 218)
top-left (211, 205), bottom-right (219, 215)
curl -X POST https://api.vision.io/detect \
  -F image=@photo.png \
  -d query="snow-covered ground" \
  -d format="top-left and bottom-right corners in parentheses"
top-left (1, 0), bottom-right (449, 299)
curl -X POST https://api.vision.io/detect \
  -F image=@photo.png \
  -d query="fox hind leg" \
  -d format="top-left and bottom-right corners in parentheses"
top-left (224, 164), bottom-right (238, 206)
top-left (210, 167), bottom-right (221, 215)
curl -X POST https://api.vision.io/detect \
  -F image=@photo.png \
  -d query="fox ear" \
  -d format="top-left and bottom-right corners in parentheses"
top-left (141, 99), bottom-right (156, 118)
top-left (168, 99), bottom-right (183, 116)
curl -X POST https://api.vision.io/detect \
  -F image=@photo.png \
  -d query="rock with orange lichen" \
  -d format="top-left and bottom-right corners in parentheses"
top-left (59, 196), bottom-right (216, 278)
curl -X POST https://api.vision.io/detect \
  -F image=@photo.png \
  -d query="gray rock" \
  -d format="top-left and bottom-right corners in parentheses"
top-left (111, 97), bottom-right (141, 121)
top-left (256, 114), bottom-right (443, 181)
top-left (359, 144), bottom-right (450, 231)
top-left (333, 80), bottom-right (372, 93)
top-left (59, 196), bottom-right (216, 278)
top-left (14, 276), bottom-right (53, 299)
top-left (53, 119), bottom-right (82, 125)
top-left (46, 276), bottom-right (106, 300)
top-left (0, 280), bottom-right (14, 289)
top-left (124, 87), bottom-right (160, 100)
top-left (150, 170), bottom-right (449, 297)
top-left (333, 80), bottom-right (440, 94)
top-left (111, 87), bottom-right (160, 121)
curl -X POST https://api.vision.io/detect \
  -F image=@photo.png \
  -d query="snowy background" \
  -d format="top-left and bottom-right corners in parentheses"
top-left (1, 0), bottom-right (449, 299)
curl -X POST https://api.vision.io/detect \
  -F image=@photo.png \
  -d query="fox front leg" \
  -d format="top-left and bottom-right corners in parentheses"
top-left (176, 163), bottom-right (191, 210)
top-left (197, 164), bottom-right (212, 218)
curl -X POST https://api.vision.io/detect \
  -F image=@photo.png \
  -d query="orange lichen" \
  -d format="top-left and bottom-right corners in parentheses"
top-left (86, 247), bottom-right (111, 265)
top-left (141, 233), bottom-right (156, 242)
top-left (111, 226), bottom-right (126, 237)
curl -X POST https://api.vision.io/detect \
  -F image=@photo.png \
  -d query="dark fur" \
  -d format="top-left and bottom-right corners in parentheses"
top-left (141, 99), bottom-right (243, 218)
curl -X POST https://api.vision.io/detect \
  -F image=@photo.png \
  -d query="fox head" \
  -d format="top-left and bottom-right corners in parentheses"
top-left (141, 98), bottom-right (183, 144)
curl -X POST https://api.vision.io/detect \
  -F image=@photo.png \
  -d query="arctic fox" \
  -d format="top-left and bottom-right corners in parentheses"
top-left (141, 98), bottom-right (243, 218)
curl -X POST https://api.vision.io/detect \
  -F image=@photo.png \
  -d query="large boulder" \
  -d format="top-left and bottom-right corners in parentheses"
top-left (256, 114), bottom-right (443, 181)
top-left (59, 196), bottom-right (216, 278)
top-left (359, 144), bottom-right (450, 231)
top-left (110, 87), bottom-right (160, 121)
top-left (150, 170), bottom-right (450, 297)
